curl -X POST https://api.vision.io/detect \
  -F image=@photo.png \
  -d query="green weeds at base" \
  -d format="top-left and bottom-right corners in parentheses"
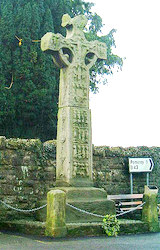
top-left (102, 214), bottom-right (120, 237)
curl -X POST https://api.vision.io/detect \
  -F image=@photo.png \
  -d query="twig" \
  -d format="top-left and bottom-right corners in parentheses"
top-left (4, 74), bottom-right (14, 89)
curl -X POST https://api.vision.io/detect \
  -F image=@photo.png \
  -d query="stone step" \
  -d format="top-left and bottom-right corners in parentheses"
top-left (67, 198), bottom-right (111, 203)
top-left (65, 198), bottom-right (115, 223)
top-left (50, 187), bottom-right (108, 199)
top-left (0, 219), bottom-right (153, 237)
top-left (67, 220), bottom-right (150, 237)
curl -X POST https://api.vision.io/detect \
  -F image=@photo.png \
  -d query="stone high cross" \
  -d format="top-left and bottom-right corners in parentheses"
top-left (41, 14), bottom-right (107, 187)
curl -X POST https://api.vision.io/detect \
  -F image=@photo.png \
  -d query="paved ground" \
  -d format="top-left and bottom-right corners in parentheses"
top-left (0, 231), bottom-right (160, 250)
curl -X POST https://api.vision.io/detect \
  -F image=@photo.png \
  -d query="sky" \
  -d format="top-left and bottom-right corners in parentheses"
top-left (87, 0), bottom-right (160, 147)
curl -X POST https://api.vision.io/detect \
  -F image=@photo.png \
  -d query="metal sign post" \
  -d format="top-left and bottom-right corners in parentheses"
top-left (146, 172), bottom-right (150, 186)
top-left (130, 173), bottom-right (133, 194)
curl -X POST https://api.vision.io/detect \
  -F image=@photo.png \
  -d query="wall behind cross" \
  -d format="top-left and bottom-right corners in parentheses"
top-left (0, 136), bottom-right (159, 221)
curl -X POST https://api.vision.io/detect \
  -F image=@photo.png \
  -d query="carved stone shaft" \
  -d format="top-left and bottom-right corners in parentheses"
top-left (41, 14), bottom-right (107, 186)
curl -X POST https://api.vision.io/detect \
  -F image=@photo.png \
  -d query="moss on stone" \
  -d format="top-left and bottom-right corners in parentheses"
top-left (142, 193), bottom-right (159, 232)
top-left (43, 140), bottom-right (56, 160)
top-left (45, 190), bottom-right (67, 237)
top-left (5, 138), bottom-right (42, 151)
top-left (0, 136), bottom-right (6, 149)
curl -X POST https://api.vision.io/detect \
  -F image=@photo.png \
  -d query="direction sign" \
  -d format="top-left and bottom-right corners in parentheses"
top-left (129, 158), bottom-right (154, 173)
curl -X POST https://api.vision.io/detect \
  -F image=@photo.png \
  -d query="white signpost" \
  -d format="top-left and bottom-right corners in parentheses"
top-left (129, 158), bottom-right (154, 173)
top-left (128, 158), bottom-right (154, 194)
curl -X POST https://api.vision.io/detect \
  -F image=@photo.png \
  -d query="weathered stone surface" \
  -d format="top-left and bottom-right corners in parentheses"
top-left (41, 14), bottom-right (107, 187)
top-left (0, 219), bottom-right (152, 237)
top-left (50, 187), bottom-right (115, 223)
top-left (0, 136), bottom-right (6, 149)
top-left (142, 185), bottom-right (159, 232)
top-left (5, 138), bottom-right (42, 151)
top-left (45, 190), bottom-right (67, 237)
top-left (67, 219), bottom-right (150, 237)
top-left (0, 220), bottom-right (45, 236)
top-left (0, 138), bottom-right (55, 222)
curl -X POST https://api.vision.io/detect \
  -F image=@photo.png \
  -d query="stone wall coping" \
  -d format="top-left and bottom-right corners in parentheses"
top-left (93, 145), bottom-right (160, 157)
top-left (0, 137), bottom-right (42, 151)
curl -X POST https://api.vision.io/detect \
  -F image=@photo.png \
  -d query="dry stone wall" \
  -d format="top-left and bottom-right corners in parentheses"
top-left (0, 136), bottom-right (160, 221)
top-left (0, 136), bottom-right (56, 221)
top-left (93, 146), bottom-right (160, 196)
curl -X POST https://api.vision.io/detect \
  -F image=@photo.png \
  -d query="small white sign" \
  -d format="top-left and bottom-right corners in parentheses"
top-left (129, 158), bottom-right (154, 173)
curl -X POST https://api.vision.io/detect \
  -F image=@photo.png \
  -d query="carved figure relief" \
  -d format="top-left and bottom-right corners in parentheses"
top-left (73, 144), bottom-right (89, 160)
top-left (73, 109), bottom-right (88, 127)
top-left (73, 128), bottom-right (88, 143)
top-left (73, 161), bottom-right (89, 177)
top-left (71, 65), bottom-right (88, 106)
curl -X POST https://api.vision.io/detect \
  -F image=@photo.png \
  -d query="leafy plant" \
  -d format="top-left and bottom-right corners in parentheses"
top-left (102, 214), bottom-right (120, 237)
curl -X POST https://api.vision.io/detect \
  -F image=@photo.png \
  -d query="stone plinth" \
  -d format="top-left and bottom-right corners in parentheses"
top-left (52, 187), bottom-right (115, 223)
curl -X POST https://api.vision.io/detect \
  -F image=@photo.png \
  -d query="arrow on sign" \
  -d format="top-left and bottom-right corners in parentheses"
top-left (149, 159), bottom-right (154, 171)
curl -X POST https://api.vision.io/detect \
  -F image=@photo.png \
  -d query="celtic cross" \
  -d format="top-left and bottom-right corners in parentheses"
top-left (41, 14), bottom-right (107, 187)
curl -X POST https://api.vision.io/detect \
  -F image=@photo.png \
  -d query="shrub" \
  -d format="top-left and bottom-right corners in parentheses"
top-left (102, 214), bottom-right (120, 236)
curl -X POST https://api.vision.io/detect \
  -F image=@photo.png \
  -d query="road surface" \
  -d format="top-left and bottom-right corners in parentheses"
top-left (0, 231), bottom-right (160, 250)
